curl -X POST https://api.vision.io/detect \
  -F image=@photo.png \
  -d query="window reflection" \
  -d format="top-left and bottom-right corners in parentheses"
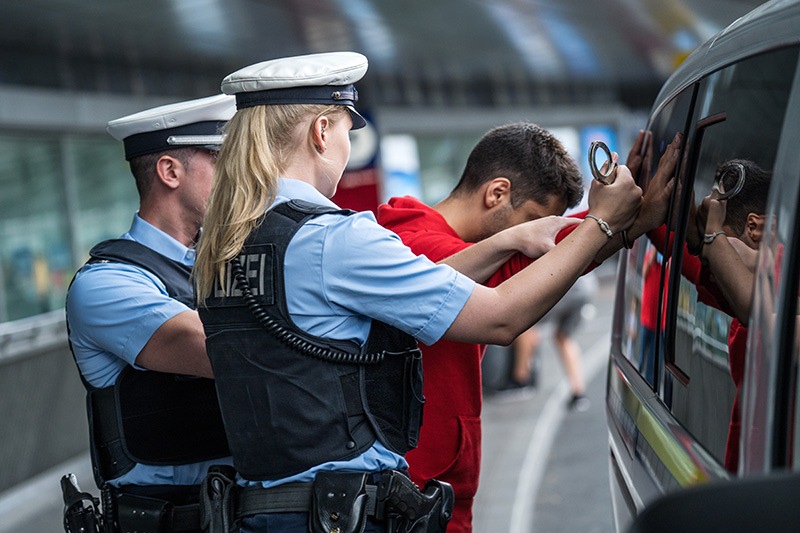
top-left (623, 44), bottom-right (798, 471)
top-left (619, 87), bottom-right (693, 388)
top-left (668, 47), bottom-right (795, 469)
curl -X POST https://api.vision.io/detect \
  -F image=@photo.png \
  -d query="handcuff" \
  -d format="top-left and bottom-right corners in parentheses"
top-left (588, 140), bottom-right (631, 247)
top-left (711, 161), bottom-right (745, 200)
top-left (698, 162), bottom-right (744, 251)
top-left (588, 140), bottom-right (618, 185)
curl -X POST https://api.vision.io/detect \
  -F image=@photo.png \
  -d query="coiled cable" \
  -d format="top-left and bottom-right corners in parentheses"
top-left (101, 483), bottom-right (115, 533)
top-left (231, 257), bottom-right (384, 365)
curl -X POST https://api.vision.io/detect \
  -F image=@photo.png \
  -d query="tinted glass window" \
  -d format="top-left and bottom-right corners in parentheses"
top-left (667, 46), bottom-right (798, 469)
top-left (619, 88), bottom-right (693, 387)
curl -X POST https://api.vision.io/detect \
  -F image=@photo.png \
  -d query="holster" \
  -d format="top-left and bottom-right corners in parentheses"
top-left (310, 471), bottom-right (369, 533)
top-left (199, 465), bottom-right (238, 533)
top-left (61, 474), bottom-right (102, 533)
top-left (376, 471), bottom-right (454, 533)
top-left (205, 468), bottom-right (453, 533)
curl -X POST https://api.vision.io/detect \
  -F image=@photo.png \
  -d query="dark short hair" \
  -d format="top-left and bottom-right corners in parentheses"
top-left (452, 122), bottom-right (584, 209)
top-left (128, 147), bottom-right (198, 198)
top-left (719, 159), bottom-right (772, 234)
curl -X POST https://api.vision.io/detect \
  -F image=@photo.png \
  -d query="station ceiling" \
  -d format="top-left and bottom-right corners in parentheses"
top-left (1, 0), bottom-right (768, 110)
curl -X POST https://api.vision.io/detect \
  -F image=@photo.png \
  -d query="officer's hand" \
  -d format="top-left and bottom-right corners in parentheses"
top-left (587, 164), bottom-right (642, 234)
top-left (701, 193), bottom-right (727, 235)
top-left (512, 216), bottom-right (582, 259)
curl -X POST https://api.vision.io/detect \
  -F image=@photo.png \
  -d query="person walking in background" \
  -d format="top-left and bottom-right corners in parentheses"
top-left (511, 272), bottom-right (599, 411)
top-left (638, 246), bottom-right (664, 384)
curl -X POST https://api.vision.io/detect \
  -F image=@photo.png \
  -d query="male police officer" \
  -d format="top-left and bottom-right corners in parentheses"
top-left (65, 94), bottom-right (235, 533)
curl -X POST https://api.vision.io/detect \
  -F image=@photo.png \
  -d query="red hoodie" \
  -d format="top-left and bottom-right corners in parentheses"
top-left (376, 196), bottom-right (588, 531)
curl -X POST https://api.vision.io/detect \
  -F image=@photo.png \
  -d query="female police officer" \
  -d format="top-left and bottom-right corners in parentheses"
top-left (193, 51), bottom-right (641, 532)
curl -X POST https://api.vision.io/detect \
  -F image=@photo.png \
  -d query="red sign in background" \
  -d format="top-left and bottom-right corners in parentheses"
top-left (331, 114), bottom-right (382, 214)
top-left (332, 166), bottom-right (381, 214)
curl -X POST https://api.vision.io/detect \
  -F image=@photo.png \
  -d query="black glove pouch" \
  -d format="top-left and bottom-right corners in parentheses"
top-left (310, 471), bottom-right (369, 533)
top-left (116, 493), bottom-right (168, 533)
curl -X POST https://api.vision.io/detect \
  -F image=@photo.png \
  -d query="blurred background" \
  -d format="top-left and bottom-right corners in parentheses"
top-left (0, 0), bottom-right (767, 524)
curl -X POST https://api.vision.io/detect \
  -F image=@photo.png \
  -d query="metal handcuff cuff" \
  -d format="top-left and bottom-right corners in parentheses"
top-left (703, 161), bottom-right (746, 246)
top-left (588, 141), bottom-right (632, 248)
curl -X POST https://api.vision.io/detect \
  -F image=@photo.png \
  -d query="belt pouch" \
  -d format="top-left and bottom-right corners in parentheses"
top-left (116, 493), bottom-right (168, 533)
top-left (200, 465), bottom-right (237, 533)
top-left (310, 472), bottom-right (368, 533)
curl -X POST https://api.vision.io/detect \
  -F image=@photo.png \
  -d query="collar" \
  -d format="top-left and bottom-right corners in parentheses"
top-left (275, 178), bottom-right (339, 209)
top-left (125, 214), bottom-right (196, 266)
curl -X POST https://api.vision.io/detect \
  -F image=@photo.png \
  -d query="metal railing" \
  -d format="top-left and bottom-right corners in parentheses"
top-left (0, 309), bottom-right (69, 365)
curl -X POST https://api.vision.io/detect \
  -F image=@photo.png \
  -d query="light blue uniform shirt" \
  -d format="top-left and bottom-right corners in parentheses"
top-left (66, 214), bottom-right (231, 487)
top-left (247, 179), bottom-right (475, 488)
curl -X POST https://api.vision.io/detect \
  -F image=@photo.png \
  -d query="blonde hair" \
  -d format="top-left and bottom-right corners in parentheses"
top-left (195, 103), bottom-right (346, 304)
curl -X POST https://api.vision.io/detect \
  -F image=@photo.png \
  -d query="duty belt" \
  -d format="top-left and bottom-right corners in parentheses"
top-left (200, 466), bottom-right (454, 533)
top-left (236, 482), bottom-right (379, 517)
top-left (115, 492), bottom-right (201, 531)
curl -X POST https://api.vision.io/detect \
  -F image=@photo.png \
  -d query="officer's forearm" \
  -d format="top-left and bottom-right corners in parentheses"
top-left (135, 310), bottom-right (214, 378)
top-left (445, 219), bottom-right (607, 345)
top-left (438, 234), bottom-right (517, 283)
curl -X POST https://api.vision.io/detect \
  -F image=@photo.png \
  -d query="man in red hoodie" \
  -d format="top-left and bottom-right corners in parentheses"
top-left (377, 123), bottom-right (681, 531)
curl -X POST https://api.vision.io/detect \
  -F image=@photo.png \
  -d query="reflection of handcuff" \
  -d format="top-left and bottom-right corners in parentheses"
top-left (711, 161), bottom-right (745, 200)
top-left (697, 163), bottom-right (744, 255)
top-left (588, 141), bottom-right (631, 248)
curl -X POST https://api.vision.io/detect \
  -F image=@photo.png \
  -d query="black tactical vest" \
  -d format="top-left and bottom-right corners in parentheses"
top-left (199, 200), bottom-right (424, 481)
top-left (67, 239), bottom-right (229, 486)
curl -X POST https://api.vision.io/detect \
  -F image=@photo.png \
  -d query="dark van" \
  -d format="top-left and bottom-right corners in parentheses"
top-left (607, 0), bottom-right (800, 530)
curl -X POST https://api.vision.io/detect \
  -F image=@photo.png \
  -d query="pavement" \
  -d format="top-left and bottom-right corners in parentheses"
top-left (0, 276), bottom-right (618, 533)
top-left (474, 280), bottom-right (616, 533)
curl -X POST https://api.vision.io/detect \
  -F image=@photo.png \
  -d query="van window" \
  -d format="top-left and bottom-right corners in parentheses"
top-left (619, 87), bottom-right (693, 387)
top-left (666, 46), bottom-right (798, 469)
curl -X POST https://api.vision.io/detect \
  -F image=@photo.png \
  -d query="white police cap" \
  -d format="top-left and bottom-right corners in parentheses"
top-left (221, 51), bottom-right (368, 129)
top-left (107, 94), bottom-right (236, 160)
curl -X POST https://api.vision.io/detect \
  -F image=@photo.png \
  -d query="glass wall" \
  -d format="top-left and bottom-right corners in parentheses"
top-left (0, 121), bottom-right (623, 324)
top-left (0, 133), bottom-right (135, 323)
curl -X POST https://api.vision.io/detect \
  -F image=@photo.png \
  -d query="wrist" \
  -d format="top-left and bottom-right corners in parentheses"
top-left (698, 230), bottom-right (726, 262)
top-left (703, 230), bottom-right (726, 244)
top-left (585, 214), bottom-right (614, 239)
top-left (495, 225), bottom-right (520, 254)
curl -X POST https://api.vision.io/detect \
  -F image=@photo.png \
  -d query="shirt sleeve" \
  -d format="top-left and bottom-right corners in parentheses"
top-left (66, 262), bottom-right (189, 381)
top-left (294, 212), bottom-right (475, 346)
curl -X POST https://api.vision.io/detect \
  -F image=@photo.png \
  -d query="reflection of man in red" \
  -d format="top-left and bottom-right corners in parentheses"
top-left (698, 160), bottom-right (771, 472)
top-left (639, 247), bottom-right (663, 383)
top-left (377, 125), bottom-right (680, 531)
top-left (652, 159), bottom-right (771, 472)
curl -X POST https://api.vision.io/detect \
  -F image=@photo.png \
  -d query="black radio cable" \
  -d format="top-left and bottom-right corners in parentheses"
top-left (231, 257), bottom-right (384, 365)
